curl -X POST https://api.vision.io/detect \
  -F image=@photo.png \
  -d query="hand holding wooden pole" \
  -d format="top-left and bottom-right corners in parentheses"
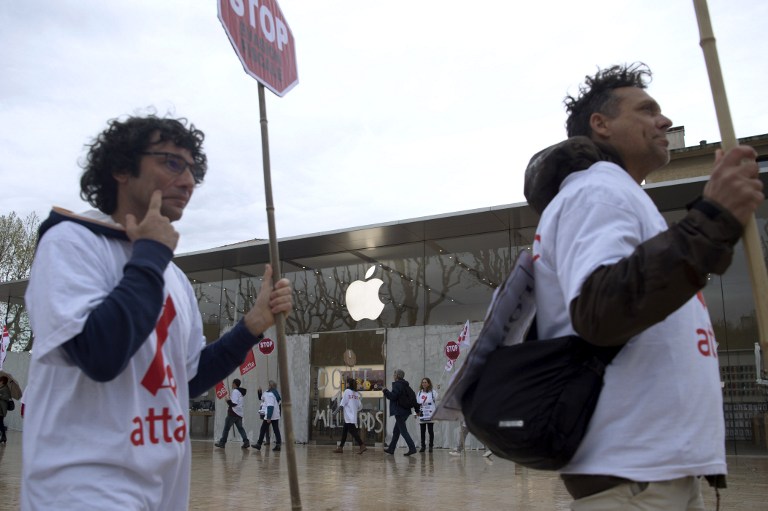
top-left (693, 0), bottom-right (768, 375)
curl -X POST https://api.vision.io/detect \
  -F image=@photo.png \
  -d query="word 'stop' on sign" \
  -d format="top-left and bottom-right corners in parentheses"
top-left (258, 337), bottom-right (275, 355)
top-left (218, 0), bottom-right (298, 97)
top-left (445, 341), bottom-right (460, 361)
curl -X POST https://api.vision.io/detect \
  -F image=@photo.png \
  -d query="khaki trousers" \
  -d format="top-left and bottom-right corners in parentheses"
top-left (571, 476), bottom-right (704, 511)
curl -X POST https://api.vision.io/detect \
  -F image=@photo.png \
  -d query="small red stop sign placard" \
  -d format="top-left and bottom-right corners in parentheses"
top-left (444, 340), bottom-right (460, 361)
top-left (258, 337), bottom-right (275, 355)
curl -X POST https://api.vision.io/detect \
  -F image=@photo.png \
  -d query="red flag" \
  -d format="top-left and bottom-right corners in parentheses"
top-left (239, 349), bottom-right (256, 375)
top-left (458, 320), bottom-right (471, 348)
top-left (215, 381), bottom-right (229, 400)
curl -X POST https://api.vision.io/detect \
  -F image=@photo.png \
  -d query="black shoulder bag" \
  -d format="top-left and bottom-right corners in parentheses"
top-left (462, 319), bottom-right (620, 470)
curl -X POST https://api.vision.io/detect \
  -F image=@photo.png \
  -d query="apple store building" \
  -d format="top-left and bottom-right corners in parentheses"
top-left (153, 168), bottom-right (768, 456)
top-left (2, 170), bottom-right (768, 456)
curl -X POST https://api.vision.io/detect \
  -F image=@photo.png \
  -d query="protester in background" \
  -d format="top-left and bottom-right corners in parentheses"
top-left (257, 387), bottom-right (271, 446)
top-left (214, 378), bottom-right (249, 449)
top-left (333, 377), bottom-right (367, 454)
top-left (253, 380), bottom-right (282, 451)
top-left (449, 420), bottom-right (469, 456)
top-left (0, 376), bottom-right (11, 444)
top-left (382, 369), bottom-right (417, 456)
top-left (21, 114), bottom-right (293, 510)
top-left (526, 63), bottom-right (762, 507)
top-left (449, 418), bottom-right (492, 459)
top-left (416, 377), bottom-right (437, 453)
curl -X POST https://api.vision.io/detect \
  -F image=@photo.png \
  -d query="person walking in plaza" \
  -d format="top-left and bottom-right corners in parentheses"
top-left (253, 380), bottom-right (282, 451)
top-left (333, 377), bottom-right (367, 454)
top-left (20, 114), bottom-right (294, 510)
top-left (382, 368), bottom-right (417, 456)
top-left (448, 417), bottom-right (493, 459)
top-left (215, 378), bottom-right (250, 449)
top-left (257, 386), bottom-right (271, 445)
top-left (416, 377), bottom-right (437, 453)
top-left (448, 420), bottom-right (469, 456)
top-left (0, 376), bottom-right (11, 444)
top-left (525, 63), bottom-right (763, 508)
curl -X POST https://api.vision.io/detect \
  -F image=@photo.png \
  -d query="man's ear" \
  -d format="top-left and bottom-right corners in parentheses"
top-left (589, 112), bottom-right (611, 139)
top-left (112, 171), bottom-right (130, 184)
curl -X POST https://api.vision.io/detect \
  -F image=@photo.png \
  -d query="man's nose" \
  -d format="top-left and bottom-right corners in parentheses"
top-left (659, 114), bottom-right (673, 131)
top-left (176, 167), bottom-right (196, 188)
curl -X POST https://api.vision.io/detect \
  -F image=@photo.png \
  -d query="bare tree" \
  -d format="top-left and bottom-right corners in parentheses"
top-left (0, 211), bottom-right (40, 351)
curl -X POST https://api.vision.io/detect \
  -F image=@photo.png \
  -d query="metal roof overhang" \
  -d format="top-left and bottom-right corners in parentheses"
top-left (2, 171), bottom-right (765, 302)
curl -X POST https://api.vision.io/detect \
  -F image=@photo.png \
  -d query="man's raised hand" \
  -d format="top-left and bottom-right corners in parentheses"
top-left (124, 190), bottom-right (180, 251)
top-left (703, 146), bottom-right (764, 227)
top-left (244, 264), bottom-right (294, 337)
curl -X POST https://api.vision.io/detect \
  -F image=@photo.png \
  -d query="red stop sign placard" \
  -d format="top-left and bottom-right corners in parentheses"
top-left (218, 0), bottom-right (299, 97)
top-left (258, 337), bottom-right (275, 355)
top-left (445, 340), bottom-right (460, 361)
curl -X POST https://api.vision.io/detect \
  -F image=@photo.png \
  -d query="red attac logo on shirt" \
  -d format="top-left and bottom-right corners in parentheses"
top-left (141, 296), bottom-right (178, 397)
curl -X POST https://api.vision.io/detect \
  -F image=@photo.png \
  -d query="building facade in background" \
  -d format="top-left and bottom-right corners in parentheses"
top-left (1, 133), bottom-right (767, 455)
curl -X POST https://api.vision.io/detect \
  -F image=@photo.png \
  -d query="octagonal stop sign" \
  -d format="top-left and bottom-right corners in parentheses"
top-left (258, 337), bottom-right (275, 355)
top-left (445, 340), bottom-right (460, 361)
top-left (218, 0), bottom-right (299, 97)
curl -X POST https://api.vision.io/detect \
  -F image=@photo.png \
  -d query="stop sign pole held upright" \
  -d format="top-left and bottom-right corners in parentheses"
top-left (217, 1), bottom-right (301, 509)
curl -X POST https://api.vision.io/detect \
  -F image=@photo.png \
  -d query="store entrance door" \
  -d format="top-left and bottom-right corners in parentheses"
top-left (309, 329), bottom-right (386, 446)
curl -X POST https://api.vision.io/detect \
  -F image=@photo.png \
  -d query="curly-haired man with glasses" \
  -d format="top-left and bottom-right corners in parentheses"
top-left (22, 114), bottom-right (294, 510)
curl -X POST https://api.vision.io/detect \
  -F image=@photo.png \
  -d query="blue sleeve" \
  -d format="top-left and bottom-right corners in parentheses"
top-left (188, 321), bottom-right (263, 398)
top-left (62, 239), bottom-right (172, 382)
top-left (267, 405), bottom-right (274, 420)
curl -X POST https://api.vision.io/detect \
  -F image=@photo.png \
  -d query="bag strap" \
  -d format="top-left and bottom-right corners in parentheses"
top-left (527, 316), bottom-right (624, 368)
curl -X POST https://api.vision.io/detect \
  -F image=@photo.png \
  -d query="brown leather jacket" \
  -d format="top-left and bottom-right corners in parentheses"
top-left (524, 137), bottom-right (744, 347)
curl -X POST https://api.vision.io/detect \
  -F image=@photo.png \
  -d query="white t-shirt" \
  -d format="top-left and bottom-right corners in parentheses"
top-left (264, 389), bottom-right (281, 420)
top-left (230, 388), bottom-right (244, 417)
top-left (533, 162), bottom-right (726, 481)
top-left (416, 389), bottom-right (438, 422)
top-left (340, 388), bottom-right (362, 424)
top-left (22, 212), bottom-right (204, 510)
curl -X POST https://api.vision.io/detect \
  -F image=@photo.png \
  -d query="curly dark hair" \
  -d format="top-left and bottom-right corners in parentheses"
top-left (346, 377), bottom-right (357, 391)
top-left (79, 115), bottom-right (207, 214)
top-left (564, 63), bottom-right (652, 138)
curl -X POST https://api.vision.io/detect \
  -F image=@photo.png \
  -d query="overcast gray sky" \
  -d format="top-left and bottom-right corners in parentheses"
top-left (1, 1), bottom-right (766, 254)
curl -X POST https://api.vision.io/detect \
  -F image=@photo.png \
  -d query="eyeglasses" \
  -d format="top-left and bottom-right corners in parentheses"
top-left (141, 152), bottom-right (204, 183)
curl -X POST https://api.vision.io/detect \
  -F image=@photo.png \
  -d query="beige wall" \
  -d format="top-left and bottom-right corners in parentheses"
top-left (647, 134), bottom-right (768, 184)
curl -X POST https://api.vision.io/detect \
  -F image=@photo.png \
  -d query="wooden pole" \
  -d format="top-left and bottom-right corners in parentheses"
top-left (258, 82), bottom-right (302, 510)
top-left (693, 0), bottom-right (768, 375)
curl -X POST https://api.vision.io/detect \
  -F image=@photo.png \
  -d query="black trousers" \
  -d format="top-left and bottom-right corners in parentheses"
top-left (339, 422), bottom-right (364, 447)
top-left (419, 422), bottom-right (434, 447)
top-left (257, 419), bottom-right (282, 445)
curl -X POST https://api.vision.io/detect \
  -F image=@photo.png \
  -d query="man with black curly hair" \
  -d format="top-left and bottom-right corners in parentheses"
top-left (22, 114), bottom-right (293, 510)
top-left (526, 63), bottom-right (763, 509)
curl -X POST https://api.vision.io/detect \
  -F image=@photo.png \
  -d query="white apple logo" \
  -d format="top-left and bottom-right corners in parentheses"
top-left (345, 265), bottom-right (385, 321)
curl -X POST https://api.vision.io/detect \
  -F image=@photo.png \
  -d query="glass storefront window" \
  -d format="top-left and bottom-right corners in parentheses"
top-left (288, 243), bottom-right (425, 331)
top-left (309, 330), bottom-right (386, 445)
top-left (424, 232), bottom-right (512, 325)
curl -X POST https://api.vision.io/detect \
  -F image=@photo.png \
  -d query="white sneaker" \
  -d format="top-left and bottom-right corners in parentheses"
top-left (448, 450), bottom-right (463, 456)
top-left (483, 450), bottom-right (493, 458)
